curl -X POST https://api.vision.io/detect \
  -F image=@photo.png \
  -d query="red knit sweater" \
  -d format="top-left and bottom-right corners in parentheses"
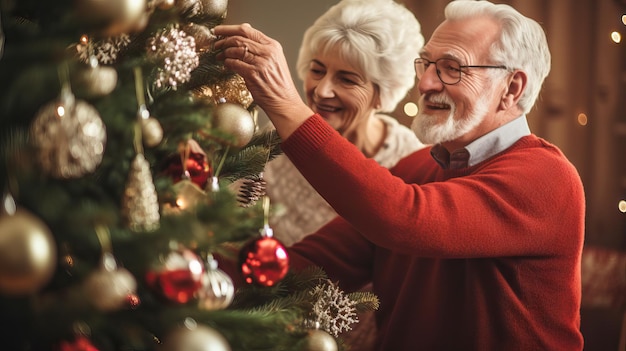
top-left (284, 114), bottom-right (585, 351)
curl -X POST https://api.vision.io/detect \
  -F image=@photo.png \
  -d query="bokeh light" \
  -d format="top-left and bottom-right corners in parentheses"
top-left (622, 14), bottom-right (626, 26)
top-left (577, 113), bottom-right (588, 126)
top-left (619, 200), bottom-right (626, 213)
top-left (403, 102), bottom-right (419, 117)
top-left (611, 31), bottom-right (622, 43)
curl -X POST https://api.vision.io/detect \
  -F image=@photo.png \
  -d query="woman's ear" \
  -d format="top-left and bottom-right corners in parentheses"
top-left (500, 70), bottom-right (527, 110)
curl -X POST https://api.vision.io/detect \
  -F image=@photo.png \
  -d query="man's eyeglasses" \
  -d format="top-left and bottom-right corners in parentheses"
top-left (414, 57), bottom-right (509, 85)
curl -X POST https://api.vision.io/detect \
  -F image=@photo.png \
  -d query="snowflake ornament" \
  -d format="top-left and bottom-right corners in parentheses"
top-left (309, 280), bottom-right (358, 337)
top-left (77, 34), bottom-right (132, 65)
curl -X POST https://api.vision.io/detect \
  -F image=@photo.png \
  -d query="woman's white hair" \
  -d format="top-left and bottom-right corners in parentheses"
top-left (296, 0), bottom-right (424, 113)
top-left (445, 0), bottom-right (551, 114)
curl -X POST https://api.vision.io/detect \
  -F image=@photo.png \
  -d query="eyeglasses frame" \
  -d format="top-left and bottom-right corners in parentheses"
top-left (414, 57), bottom-right (509, 85)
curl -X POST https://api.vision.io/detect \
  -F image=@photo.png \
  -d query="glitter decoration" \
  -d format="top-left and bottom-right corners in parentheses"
top-left (121, 153), bottom-right (160, 232)
top-left (30, 94), bottom-right (107, 179)
top-left (147, 26), bottom-right (199, 90)
top-left (308, 280), bottom-right (358, 337)
top-left (193, 74), bottom-right (253, 108)
top-left (76, 34), bottom-right (131, 65)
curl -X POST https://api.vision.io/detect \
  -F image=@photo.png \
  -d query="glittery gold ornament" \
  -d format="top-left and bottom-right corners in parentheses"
top-left (0, 208), bottom-right (57, 295)
top-left (193, 74), bottom-right (253, 108)
top-left (75, 0), bottom-right (148, 37)
top-left (121, 153), bottom-right (160, 232)
top-left (212, 103), bottom-right (255, 148)
top-left (30, 94), bottom-right (107, 179)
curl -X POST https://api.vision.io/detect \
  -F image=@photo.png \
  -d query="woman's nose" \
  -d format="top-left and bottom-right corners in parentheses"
top-left (315, 76), bottom-right (335, 98)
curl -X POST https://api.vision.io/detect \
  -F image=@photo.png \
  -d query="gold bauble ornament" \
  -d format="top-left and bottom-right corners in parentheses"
top-left (75, 0), bottom-right (148, 37)
top-left (212, 103), bottom-right (255, 148)
top-left (304, 329), bottom-right (338, 351)
top-left (0, 209), bottom-right (57, 295)
top-left (160, 322), bottom-right (231, 351)
top-left (157, 0), bottom-right (176, 10)
top-left (83, 252), bottom-right (137, 311)
top-left (71, 58), bottom-right (118, 98)
top-left (141, 116), bottom-right (163, 148)
top-left (198, 0), bottom-right (228, 18)
top-left (183, 23), bottom-right (216, 53)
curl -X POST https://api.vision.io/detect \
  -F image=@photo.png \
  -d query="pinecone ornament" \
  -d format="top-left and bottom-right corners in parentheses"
top-left (237, 174), bottom-right (266, 208)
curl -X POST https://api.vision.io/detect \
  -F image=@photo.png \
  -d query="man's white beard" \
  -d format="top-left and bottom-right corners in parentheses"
top-left (411, 92), bottom-right (489, 145)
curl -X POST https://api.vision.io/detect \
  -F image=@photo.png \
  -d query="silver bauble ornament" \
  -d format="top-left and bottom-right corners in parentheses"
top-left (212, 103), bottom-right (255, 148)
top-left (0, 209), bottom-right (57, 295)
top-left (196, 256), bottom-right (234, 310)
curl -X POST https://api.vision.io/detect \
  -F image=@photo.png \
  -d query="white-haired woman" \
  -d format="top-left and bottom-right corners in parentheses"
top-left (265, 0), bottom-right (426, 246)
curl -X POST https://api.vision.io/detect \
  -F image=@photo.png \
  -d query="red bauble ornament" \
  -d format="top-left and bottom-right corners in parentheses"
top-left (145, 246), bottom-right (205, 304)
top-left (55, 336), bottom-right (100, 351)
top-left (239, 230), bottom-right (289, 287)
top-left (162, 140), bottom-right (211, 188)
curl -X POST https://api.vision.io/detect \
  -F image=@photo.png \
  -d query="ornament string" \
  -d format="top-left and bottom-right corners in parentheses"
top-left (94, 225), bottom-right (113, 255)
top-left (178, 140), bottom-right (191, 179)
top-left (261, 195), bottom-right (273, 237)
top-left (133, 66), bottom-right (146, 155)
top-left (57, 61), bottom-right (75, 113)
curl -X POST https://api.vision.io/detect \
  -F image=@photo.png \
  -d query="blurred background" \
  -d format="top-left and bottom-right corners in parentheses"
top-left (225, 0), bottom-right (626, 350)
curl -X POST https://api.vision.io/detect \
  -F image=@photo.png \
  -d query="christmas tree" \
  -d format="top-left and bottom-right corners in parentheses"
top-left (0, 0), bottom-right (378, 350)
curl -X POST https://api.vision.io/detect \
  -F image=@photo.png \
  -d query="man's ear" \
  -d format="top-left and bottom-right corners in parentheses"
top-left (500, 70), bottom-right (527, 110)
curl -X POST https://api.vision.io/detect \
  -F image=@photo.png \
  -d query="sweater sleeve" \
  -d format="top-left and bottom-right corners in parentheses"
top-left (282, 114), bottom-right (585, 259)
top-left (288, 216), bottom-right (376, 292)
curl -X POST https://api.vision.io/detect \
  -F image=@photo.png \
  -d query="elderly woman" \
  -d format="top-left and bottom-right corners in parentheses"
top-left (264, 0), bottom-right (426, 247)
top-left (261, 2), bottom-right (425, 349)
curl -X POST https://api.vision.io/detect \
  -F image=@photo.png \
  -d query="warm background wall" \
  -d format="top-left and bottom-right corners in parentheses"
top-left (225, 1), bottom-right (626, 349)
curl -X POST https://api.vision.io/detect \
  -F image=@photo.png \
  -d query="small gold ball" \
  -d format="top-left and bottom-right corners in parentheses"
top-left (0, 209), bottom-right (57, 295)
top-left (212, 103), bottom-right (255, 148)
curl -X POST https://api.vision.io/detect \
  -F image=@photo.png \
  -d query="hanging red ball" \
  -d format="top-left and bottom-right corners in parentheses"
top-left (161, 140), bottom-right (211, 188)
top-left (145, 247), bottom-right (205, 304)
top-left (55, 336), bottom-right (100, 351)
top-left (239, 236), bottom-right (289, 287)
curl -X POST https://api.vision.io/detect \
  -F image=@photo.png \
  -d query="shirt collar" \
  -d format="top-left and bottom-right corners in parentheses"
top-left (430, 115), bottom-right (531, 169)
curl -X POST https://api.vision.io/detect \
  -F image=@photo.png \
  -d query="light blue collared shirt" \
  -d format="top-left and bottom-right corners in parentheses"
top-left (430, 115), bottom-right (531, 169)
